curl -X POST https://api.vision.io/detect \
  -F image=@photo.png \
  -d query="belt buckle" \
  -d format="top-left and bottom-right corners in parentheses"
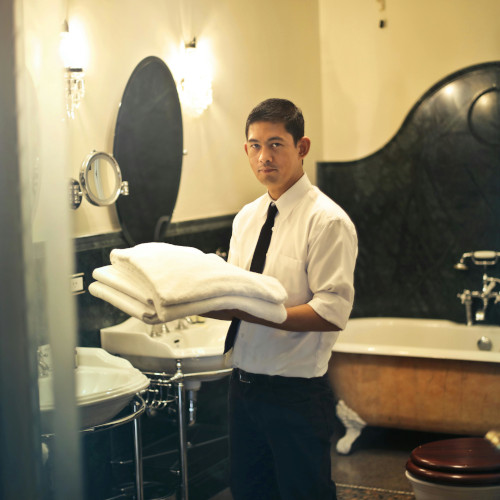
top-left (238, 369), bottom-right (251, 384)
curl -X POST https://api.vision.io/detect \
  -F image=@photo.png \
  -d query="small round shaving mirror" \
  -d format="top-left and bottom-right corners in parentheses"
top-left (70, 150), bottom-right (129, 209)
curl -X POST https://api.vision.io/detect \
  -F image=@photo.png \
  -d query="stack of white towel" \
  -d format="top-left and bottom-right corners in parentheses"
top-left (89, 242), bottom-right (288, 325)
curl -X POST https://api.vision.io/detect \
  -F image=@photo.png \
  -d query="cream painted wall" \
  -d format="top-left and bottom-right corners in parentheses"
top-left (318, 0), bottom-right (500, 161)
top-left (67, 0), bottom-right (323, 237)
top-left (17, 0), bottom-right (70, 244)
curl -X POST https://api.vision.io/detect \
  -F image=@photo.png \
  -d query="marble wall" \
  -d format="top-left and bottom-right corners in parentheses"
top-left (318, 62), bottom-right (500, 325)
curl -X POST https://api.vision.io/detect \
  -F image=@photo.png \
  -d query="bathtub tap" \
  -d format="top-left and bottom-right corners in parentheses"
top-left (455, 249), bottom-right (500, 324)
top-left (475, 274), bottom-right (500, 322)
top-left (458, 274), bottom-right (500, 325)
top-left (454, 250), bottom-right (500, 270)
top-left (457, 289), bottom-right (474, 326)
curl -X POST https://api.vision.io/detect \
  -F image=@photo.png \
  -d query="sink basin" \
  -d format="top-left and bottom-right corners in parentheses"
top-left (39, 347), bottom-right (149, 432)
top-left (100, 316), bottom-right (231, 385)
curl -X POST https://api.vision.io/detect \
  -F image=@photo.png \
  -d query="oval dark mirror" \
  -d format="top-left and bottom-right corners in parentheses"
top-left (113, 56), bottom-right (183, 245)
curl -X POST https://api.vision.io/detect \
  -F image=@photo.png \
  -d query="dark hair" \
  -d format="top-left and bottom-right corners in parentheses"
top-left (245, 98), bottom-right (305, 145)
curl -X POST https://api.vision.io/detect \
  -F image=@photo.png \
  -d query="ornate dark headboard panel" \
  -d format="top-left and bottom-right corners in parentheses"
top-left (318, 62), bottom-right (500, 323)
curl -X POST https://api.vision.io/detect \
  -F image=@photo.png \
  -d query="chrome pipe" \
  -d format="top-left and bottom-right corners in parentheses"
top-left (177, 380), bottom-right (189, 500)
top-left (132, 399), bottom-right (144, 500)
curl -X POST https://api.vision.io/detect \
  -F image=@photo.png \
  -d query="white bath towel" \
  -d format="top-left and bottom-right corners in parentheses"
top-left (109, 243), bottom-right (287, 312)
top-left (89, 281), bottom-right (287, 325)
top-left (89, 281), bottom-right (159, 324)
top-left (93, 265), bottom-right (153, 306)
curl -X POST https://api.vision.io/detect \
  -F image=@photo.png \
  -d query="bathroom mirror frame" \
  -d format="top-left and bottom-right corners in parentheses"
top-left (78, 150), bottom-right (128, 207)
top-left (113, 56), bottom-right (183, 246)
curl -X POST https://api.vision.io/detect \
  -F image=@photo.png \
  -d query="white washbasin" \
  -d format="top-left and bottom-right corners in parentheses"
top-left (39, 347), bottom-right (149, 432)
top-left (100, 316), bottom-right (230, 381)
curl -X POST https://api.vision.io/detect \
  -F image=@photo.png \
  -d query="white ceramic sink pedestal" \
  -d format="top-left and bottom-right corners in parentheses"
top-left (100, 316), bottom-right (230, 390)
top-left (39, 347), bottom-right (149, 432)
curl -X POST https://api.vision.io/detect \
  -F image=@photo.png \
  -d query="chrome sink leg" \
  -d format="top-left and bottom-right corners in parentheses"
top-left (132, 399), bottom-right (144, 500)
top-left (177, 362), bottom-right (189, 500)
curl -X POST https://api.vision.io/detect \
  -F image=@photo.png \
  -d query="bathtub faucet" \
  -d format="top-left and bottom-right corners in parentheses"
top-left (476, 274), bottom-right (500, 322)
top-left (457, 290), bottom-right (473, 326)
top-left (454, 251), bottom-right (500, 325)
top-left (457, 275), bottom-right (500, 325)
top-left (454, 250), bottom-right (500, 271)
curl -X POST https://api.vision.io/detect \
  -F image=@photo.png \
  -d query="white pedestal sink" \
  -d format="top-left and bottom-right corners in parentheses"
top-left (101, 316), bottom-right (231, 500)
top-left (39, 347), bottom-right (150, 432)
top-left (100, 316), bottom-right (231, 392)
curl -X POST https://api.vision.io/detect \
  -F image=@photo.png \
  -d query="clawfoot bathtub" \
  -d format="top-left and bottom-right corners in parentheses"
top-left (327, 318), bottom-right (500, 454)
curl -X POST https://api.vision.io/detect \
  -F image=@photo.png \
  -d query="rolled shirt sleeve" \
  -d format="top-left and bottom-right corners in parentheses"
top-left (307, 218), bottom-right (358, 330)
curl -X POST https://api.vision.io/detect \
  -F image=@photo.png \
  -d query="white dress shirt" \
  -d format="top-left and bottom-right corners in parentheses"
top-left (228, 173), bottom-right (358, 378)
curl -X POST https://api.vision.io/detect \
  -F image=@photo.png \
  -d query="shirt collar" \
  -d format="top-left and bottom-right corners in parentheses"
top-left (265, 173), bottom-right (312, 222)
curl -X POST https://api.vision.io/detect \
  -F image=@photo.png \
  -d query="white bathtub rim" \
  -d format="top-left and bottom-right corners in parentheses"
top-left (333, 343), bottom-right (500, 362)
top-left (333, 317), bottom-right (500, 363)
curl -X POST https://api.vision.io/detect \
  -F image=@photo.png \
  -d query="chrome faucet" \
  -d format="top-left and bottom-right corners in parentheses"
top-left (150, 323), bottom-right (170, 337)
top-left (454, 250), bottom-right (500, 271)
top-left (476, 275), bottom-right (500, 322)
top-left (456, 278), bottom-right (500, 325)
top-left (150, 316), bottom-right (206, 336)
top-left (454, 250), bottom-right (500, 326)
top-left (457, 289), bottom-right (473, 326)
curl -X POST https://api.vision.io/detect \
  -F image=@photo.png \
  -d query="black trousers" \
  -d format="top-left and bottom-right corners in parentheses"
top-left (228, 368), bottom-right (337, 500)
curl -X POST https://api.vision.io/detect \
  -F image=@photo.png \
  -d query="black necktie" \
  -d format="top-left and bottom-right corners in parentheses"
top-left (224, 202), bottom-right (278, 354)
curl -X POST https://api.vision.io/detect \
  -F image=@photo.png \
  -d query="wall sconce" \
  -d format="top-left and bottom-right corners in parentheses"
top-left (59, 20), bottom-right (87, 119)
top-left (177, 38), bottom-right (213, 117)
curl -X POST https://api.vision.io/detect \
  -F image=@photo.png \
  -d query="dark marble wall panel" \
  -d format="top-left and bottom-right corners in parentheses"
top-left (161, 214), bottom-right (234, 257)
top-left (318, 62), bottom-right (500, 325)
top-left (74, 233), bottom-right (130, 347)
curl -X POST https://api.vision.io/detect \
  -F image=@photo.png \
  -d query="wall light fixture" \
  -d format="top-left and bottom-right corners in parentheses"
top-left (177, 38), bottom-right (213, 117)
top-left (59, 20), bottom-right (87, 119)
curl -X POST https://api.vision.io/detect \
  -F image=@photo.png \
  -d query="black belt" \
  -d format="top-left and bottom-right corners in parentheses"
top-left (234, 368), bottom-right (268, 384)
top-left (233, 368), bottom-right (326, 385)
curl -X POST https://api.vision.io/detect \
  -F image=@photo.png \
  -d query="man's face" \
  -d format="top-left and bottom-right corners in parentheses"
top-left (245, 121), bottom-right (310, 200)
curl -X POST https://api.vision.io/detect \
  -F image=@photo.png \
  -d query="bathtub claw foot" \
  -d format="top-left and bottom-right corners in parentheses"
top-left (335, 399), bottom-right (367, 455)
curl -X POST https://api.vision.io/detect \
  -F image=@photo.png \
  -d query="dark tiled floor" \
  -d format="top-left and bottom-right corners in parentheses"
top-left (209, 423), bottom-right (462, 499)
top-left (212, 485), bottom-right (413, 500)
top-left (336, 484), bottom-right (413, 499)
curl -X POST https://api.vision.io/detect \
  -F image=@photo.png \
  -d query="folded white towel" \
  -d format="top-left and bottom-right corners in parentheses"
top-left (89, 281), bottom-right (159, 324)
top-left (89, 281), bottom-right (287, 324)
top-left (93, 265), bottom-right (152, 306)
top-left (109, 243), bottom-right (287, 312)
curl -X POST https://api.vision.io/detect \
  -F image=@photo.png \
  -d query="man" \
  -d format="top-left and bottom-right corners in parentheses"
top-left (212, 98), bottom-right (357, 499)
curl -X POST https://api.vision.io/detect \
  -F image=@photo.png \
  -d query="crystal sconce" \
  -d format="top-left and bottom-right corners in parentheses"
top-left (177, 38), bottom-right (213, 117)
top-left (59, 20), bottom-right (87, 119)
top-left (65, 68), bottom-right (85, 119)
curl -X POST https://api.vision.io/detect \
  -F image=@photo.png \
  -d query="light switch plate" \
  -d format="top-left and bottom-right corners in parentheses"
top-left (70, 273), bottom-right (85, 295)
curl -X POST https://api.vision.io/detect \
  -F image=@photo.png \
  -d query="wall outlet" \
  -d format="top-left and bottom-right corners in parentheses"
top-left (70, 273), bottom-right (84, 294)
